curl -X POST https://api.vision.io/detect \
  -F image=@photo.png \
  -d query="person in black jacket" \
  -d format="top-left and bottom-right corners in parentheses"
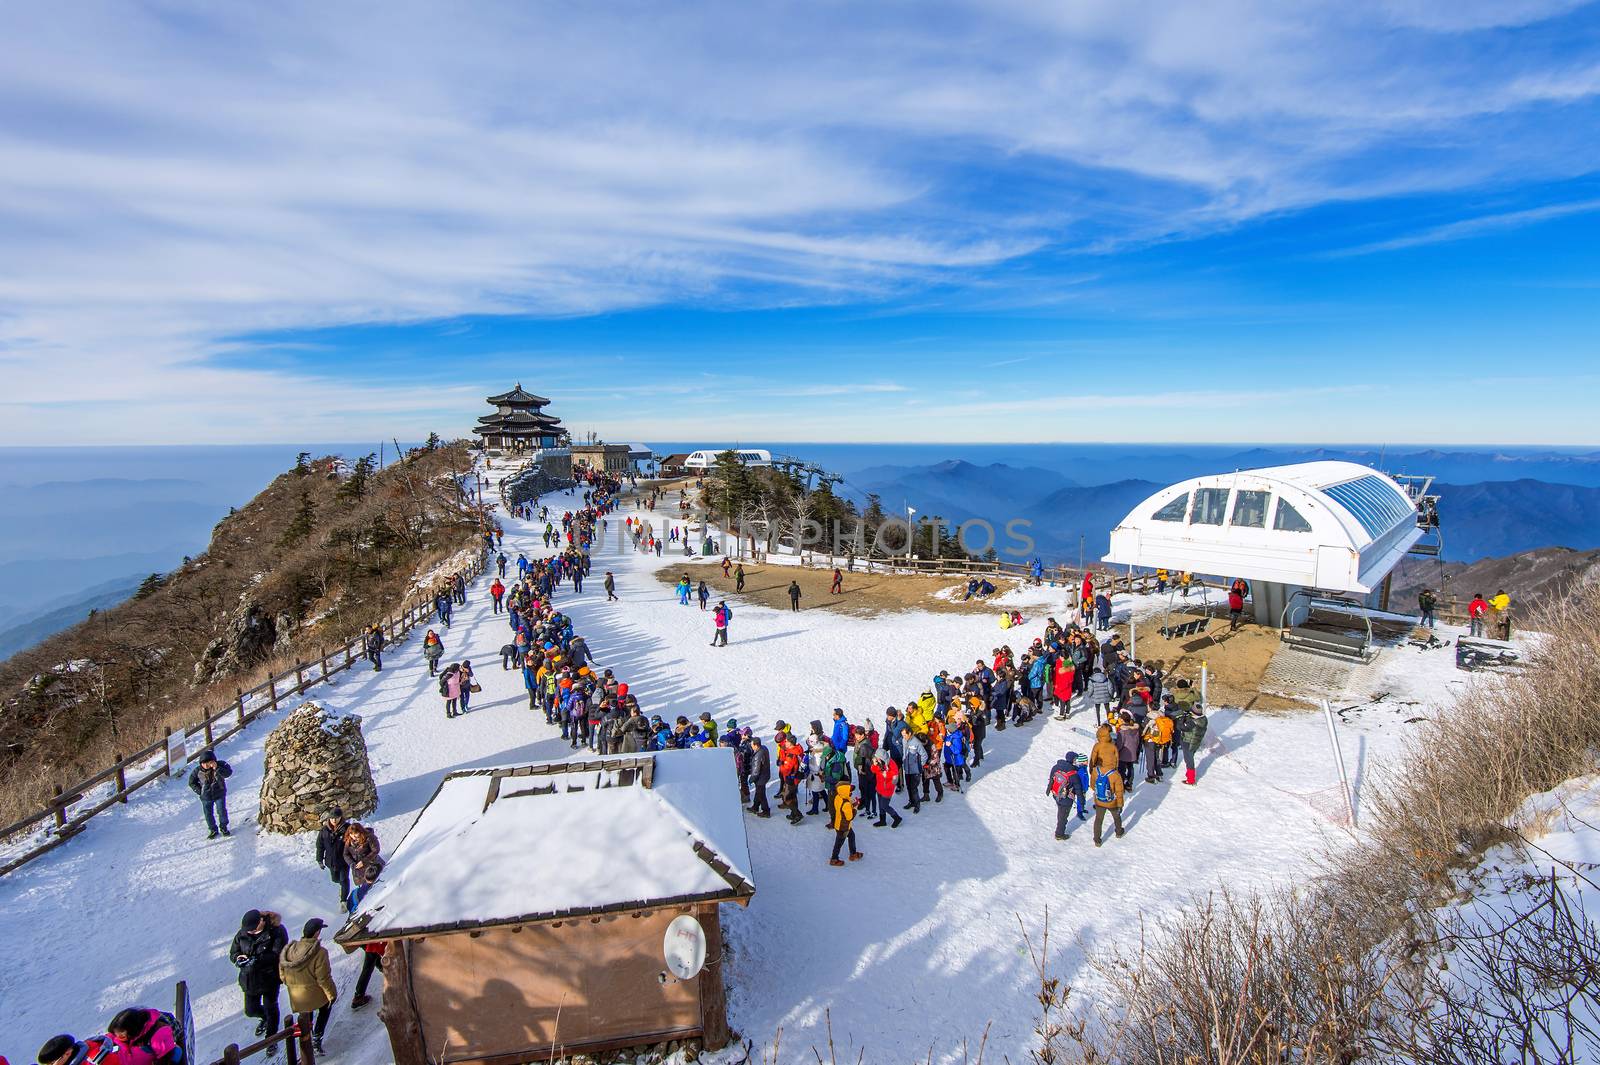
top-left (363, 624), bottom-right (385, 672)
top-left (188, 749), bottom-right (233, 839)
top-left (787, 581), bottom-right (802, 611)
top-left (747, 736), bottom-right (772, 817)
top-left (314, 808), bottom-right (351, 904)
top-left (230, 909), bottom-right (288, 1046)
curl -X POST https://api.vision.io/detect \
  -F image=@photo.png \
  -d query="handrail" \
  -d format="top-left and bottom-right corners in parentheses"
top-left (0, 548), bottom-right (487, 877)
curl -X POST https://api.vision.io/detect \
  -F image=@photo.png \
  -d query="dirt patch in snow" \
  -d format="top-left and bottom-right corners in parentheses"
top-left (654, 561), bottom-right (1010, 617)
top-left (1127, 607), bottom-right (1307, 712)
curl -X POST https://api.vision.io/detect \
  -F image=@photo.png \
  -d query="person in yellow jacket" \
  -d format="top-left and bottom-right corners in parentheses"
top-left (1489, 589), bottom-right (1512, 640)
top-left (279, 917), bottom-right (337, 1056)
top-left (827, 780), bottom-right (863, 866)
top-left (1089, 725), bottom-right (1126, 847)
top-left (910, 694), bottom-right (934, 736)
top-left (1155, 568), bottom-right (1169, 593)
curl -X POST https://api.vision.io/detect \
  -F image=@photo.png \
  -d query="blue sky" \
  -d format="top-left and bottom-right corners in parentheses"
top-left (1, 1), bottom-right (1598, 444)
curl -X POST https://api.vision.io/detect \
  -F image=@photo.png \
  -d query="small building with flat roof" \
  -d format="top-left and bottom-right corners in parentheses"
top-left (336, 749), bottom-right (754, 1065)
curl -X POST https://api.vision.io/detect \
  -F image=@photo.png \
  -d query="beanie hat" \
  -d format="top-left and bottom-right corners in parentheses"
top-left (37, 1035), bottom-right (77, 1064)
top-left (241, 908), bottom-right (263, 929)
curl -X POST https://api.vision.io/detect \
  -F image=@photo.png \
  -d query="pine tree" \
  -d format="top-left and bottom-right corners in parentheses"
top-left (279, 488), bottom-right (318, 546)
top-left (134, 573), bottom-right (165, 599)
top-left (337, 452), bottom-right (377, 502)
top-left (293, 452), bottom-right (312, 476)
top-left (425, 432), bottom-right (441, 451)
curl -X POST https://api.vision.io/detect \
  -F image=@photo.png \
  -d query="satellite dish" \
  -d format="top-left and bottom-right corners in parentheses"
top-left (663, 914), bottom-right (707, 980)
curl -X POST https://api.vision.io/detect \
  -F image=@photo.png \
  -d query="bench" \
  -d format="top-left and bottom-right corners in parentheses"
top-left (1281, 626), bottom-right (1372, 662)
top-left (1159, 618), bottom-right (1210, 639)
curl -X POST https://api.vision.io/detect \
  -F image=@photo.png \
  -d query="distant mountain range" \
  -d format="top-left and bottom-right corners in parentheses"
top-left (844, 460), bottom-right (1600, 565)
top-left (0, 574), bottom-right (146, 661)
top-left (1391, 547), bottom-right (1600, 613)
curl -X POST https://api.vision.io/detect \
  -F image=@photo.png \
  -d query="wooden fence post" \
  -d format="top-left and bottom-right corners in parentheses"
top-left (203, 713), bottom-right (215, 748)
top-left (114, 755), bottom-right (127, 802)
top-left (235, 688), bottom-right (245, 727)
top-left (52, 784), bottom-right (66, 831)
top-left (345, 641), bottom-right (354, 668)
top-left (267, 675), bottom-right (280, 715)
top-left (223, 1044), bottom-right (242, 1065)
top-left (164, 726), bottom-right (176, 777)
top-left (320, 647), bottom-right (330, 682)
top-left (294, 660), bottom-right (306, 694)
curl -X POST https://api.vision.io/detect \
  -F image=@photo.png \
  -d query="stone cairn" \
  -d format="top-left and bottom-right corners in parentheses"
top-left (258, 700), bottom-right (378, 834)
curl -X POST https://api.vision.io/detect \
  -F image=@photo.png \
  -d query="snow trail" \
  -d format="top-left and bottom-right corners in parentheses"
top-left (0, 472), bottom-right (1468, 1064)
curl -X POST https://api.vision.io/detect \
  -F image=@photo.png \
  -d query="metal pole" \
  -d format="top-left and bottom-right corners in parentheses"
top-left (1321, 699), bottom-right (1357, 826)
top-left (1200, 661), bottom-right (1208, 707)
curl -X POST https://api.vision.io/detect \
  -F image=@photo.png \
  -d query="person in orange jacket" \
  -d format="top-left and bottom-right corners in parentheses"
top-left (1089, 725), bottom-right (1126, 847)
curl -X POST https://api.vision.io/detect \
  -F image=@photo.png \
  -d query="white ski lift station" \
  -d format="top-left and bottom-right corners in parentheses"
top-left (1104, 461), bottom-right (1431, 626)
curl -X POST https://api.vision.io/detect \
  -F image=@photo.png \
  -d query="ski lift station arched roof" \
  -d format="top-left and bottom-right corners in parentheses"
top-left (1103, 461), bottom-right (1423, 595)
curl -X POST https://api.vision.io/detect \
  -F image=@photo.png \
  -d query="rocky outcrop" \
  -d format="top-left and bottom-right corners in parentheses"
top-left (257, 700), bottom-right (378, 834)
top-left (193, 602), bottom-right (278, 686)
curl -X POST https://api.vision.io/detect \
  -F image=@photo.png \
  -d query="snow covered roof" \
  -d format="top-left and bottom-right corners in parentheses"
top-left (1102, 461), bottom-right (1424, 594)
top-left (337, 748), bottom-right (754, 944)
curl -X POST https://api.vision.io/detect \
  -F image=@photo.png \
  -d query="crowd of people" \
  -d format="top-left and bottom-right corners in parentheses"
top-left (695, 598), bottom-right (1213, 860)
top-left (20, 464), bottom-right (1229, 1063)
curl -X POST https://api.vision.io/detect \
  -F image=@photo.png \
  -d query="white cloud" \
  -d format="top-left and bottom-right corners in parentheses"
top-left (0, 0), bottom-right (1597, 441)
top-left (1327, 198), bottom-right (1600, 256)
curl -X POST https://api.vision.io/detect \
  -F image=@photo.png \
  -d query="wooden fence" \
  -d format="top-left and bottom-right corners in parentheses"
top-left (757, 549), bottom-right (1179, 598)
top-left (0, 550), bottom-right (486, 878)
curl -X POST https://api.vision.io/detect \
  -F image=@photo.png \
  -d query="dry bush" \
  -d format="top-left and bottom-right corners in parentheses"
top-left (1028, 581), bottom-right (1600, 1065)
top-left (1347, 583), bottom-right (1600, 924)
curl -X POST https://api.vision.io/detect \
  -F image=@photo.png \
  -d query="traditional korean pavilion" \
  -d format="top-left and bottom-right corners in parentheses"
top-left (472, 385), bottom-right (567, 451)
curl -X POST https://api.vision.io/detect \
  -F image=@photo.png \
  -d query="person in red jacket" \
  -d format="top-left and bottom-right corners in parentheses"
top-left (870, 750), bottom-right (903, 827)
top-left (1052, 656), bottom-right (1075, 719)
top-left (34, 1035), bottom-right (118, 1065)
top-left (489, 578), bottom-right (506, 614)
top-left (1228, 589), bottom-right (1245, 631)
top-left (776, 736), bottom-right (804, 825)
top-left (1467, 592), bottom-right (1489, 638)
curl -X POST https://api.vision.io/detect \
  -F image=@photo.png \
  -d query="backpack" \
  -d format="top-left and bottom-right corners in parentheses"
top-left (1048, 767), bottom-right (1073, 799)
top-left (130, 1010), bottom-right (184, 1061)
top-left (1094, 772), bottom-right (1114, 804)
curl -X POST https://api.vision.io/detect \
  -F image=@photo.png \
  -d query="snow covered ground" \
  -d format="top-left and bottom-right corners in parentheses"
top-left (0, 473), bottom-right (1479, 1064)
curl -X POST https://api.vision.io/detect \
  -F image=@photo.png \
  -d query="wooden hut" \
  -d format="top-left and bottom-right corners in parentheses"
top-left (335, 749), bottom-right (755, 1065)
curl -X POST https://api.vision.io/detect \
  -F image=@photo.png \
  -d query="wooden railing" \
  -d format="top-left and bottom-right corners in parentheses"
top-left (0, 550), bottom-right (487, 878)
top-left (212, 1020), bottom-right (317, 1065)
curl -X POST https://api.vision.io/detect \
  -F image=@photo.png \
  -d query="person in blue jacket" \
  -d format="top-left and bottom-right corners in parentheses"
top-left (941, 725), bottom-right (967, 789)
top-left (1027, 654), bottom-right (1048, 705)
top-left (1046, 751), bottom-right (1088, 840)
top-left (830, 708), bottom-right (851, 752)
top-left (521, 653), bottom-right (540, 712)
top-left (1030, 557), bottom-right (1044, 585)
top-left (1094, 592), bottom-right (1112, 632)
